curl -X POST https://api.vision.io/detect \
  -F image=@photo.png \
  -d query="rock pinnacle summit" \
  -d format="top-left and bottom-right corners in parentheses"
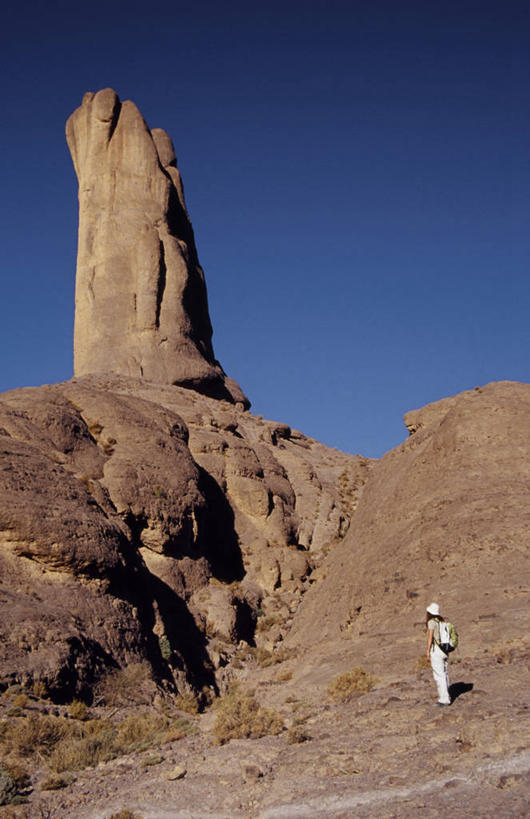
top-left (66, 88), bottom-right (248, 406)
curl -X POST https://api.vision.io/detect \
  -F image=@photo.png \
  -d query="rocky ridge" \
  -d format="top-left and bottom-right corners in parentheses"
top-left (0, 375), bottom-right (371, 701)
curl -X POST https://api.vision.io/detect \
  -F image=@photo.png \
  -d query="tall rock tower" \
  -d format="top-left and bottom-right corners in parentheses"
top-left (66, 88), bottom-right (248, 406)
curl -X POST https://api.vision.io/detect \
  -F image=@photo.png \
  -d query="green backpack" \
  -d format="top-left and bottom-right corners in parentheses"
top-left (438, 621), bottom-right (459, 654)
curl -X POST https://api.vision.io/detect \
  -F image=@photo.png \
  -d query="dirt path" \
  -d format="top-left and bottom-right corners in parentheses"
top-left (259, 749), bottom-right (530, 818)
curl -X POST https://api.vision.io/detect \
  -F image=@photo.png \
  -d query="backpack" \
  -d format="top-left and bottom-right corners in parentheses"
top-left (438, 621), bottom-right (458, 654)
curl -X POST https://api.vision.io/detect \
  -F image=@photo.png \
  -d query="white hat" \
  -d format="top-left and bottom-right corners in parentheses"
top-left (426, 602), bottom-right (440, 616)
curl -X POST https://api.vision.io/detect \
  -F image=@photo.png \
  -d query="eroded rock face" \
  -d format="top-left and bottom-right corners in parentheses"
top-left (0, 376), bottom-right (368, 699)
top-left (288, 381), bottom-right (530, 660)
top-left (66, 89), bottom-right (248, 406)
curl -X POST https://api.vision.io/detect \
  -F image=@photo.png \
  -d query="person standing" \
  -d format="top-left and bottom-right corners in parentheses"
top-left (426, 602), bottom-right (451, 706)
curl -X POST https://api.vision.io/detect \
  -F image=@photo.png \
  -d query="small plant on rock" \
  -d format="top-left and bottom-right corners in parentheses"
top-left (40, 774), bottom-right (73, 791)
top-left (212, 685), bottom-right (284, 745)
top-left (31, 681), bottom-right (48, 700)
top-left (12, 694), bottom-right (28, 710)
top-left (327, 667), bottom-right (379, 702)
top-left (67, 701), bottom-right (89, 721)
top-left (102, 436), bottom-right (117, 455)
top-left (173, 691), bottom-right (199, 715)
top-left (94, 662), bottom-right (154, 707)
top-left (286, 724), bottom-right (310, 744)
top-left (157, 636), bottom-right (172, 661)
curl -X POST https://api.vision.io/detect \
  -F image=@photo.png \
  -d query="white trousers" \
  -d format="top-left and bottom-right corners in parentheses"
top-left (430, 644), bottom-right (451, 704)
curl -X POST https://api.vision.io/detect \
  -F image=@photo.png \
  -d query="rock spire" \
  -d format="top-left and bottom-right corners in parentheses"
top-left (66, 88), bottom-right (248, 406)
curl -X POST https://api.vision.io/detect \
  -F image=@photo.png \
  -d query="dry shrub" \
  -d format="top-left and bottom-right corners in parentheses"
top-left (2, 714), bottom-right (72, 758)
top-left (212, 685), bottom-right (283, 745)
top-left (255, 648), bottom-right (274, 667)
top-left (241, 646), bottom-right (296, 668)
top-left (47, 724), bottom-right (117, 772)
top-left (5, 708), bottom-right (23, 719)
top-left (40, 775), bottom-right (72, 791)
top-left (3, 766), bottom-right (30, 792)
top-left (1, 686), bottom-right (23, 702)
top-left (31, 681), bottom-right (48, 700)
top-left (173, 692), bottom-right (199, 715)
top-left (275, 670), bottom-right (293, 682)
top-left (108, 811), bottom-right (143, 819)
top-left (327, 668), bottom-right (379, 703)
top-left (416, 655), bottom-right (430, 670)
top-left (49, 713), bottom-right (181, 772)
top-left (140, 754), bottom-right (163, 767)
top-left (0, 711), bottom-right (192, 774)
top-left (115, 713), bottom-right (169, 748)
top-left (94, 663), bottom-right (154, 707)
top-left (286, 725), bottom-right (310, 744)
top-left (160, 725), bottom-right (187, 744)
top-left (256, 615), bottom-right (278, 633)
top-left (67, 701), bottom-right (89, 721)
top-left (272, 646), bottom-right (297, 665)
top-left (0, 763), bottom-right (31, 807)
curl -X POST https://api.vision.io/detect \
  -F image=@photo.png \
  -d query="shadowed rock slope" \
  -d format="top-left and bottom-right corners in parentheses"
top-left (0, 375), bottom-right (370, 701)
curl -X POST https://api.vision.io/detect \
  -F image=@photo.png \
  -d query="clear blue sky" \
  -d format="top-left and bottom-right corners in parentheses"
top-left (1, 1), bottom-right (528, 457)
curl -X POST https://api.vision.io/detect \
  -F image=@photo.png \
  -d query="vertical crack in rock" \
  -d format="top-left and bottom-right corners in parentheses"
top-left (155, 240), bottom-right (167, 330)
top-left (66, 88), bottom-right (249, 407)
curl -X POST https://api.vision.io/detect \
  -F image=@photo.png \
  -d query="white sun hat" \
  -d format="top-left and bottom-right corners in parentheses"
top-left (426, 602), bottom-right (440, 616)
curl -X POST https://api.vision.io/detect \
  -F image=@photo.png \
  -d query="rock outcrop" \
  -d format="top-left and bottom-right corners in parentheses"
top-left (66, 89), bottom-right (247, 406)
top-left (288, 381), bottom-right (530, 663)
top-left (0, 376), bottom-right (368, 699)
top-left (1, 373), bottom-right (528, 713)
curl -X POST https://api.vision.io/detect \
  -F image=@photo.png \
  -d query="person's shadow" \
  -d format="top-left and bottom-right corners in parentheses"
top-left (449, 682), bottom-right (474, 702)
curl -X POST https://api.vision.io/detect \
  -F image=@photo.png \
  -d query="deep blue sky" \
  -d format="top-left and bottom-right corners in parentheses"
top-left (1, 1), bottom-right (528, 457)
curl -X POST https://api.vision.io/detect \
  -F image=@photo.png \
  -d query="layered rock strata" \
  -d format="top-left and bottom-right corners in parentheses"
top-left (66, 89), bottom-right (247, 406)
